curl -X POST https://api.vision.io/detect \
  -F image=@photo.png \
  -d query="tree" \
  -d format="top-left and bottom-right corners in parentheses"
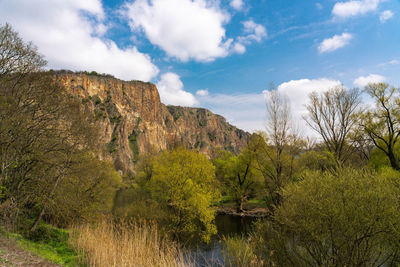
top-left (253, 89), bottom-right (300, 209)
top-left (250, 168), bottom-right (400, 266)
top-left (39, 151), bottom-right (121, 227)
top-left (144, 147), bottom-right (220, 243)
top-left (0, 24), bottom-right (114, 231)
top-left (0, 23), bottom-right (45, 78)
top-left (304, 86), bottom-right (361, 165)
top-left (359, 83), bottom-right (400, 170)
top-left (213, 148), bottom-right (263, 213)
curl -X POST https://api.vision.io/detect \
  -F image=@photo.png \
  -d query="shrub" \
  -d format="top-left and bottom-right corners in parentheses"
top-left (250, 168), bottom-right (400, 266)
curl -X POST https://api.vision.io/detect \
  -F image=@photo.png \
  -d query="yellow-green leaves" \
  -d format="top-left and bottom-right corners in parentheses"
top-left (147, 147), bottom-right (220, 243)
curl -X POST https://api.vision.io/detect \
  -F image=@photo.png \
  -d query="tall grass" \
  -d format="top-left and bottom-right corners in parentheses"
top-left (222, 235), bottom-right (263, 267)
top-left (69, 217), bottom-right (193, 267)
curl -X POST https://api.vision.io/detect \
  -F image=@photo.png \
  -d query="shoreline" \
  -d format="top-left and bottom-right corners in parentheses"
top-left (216, 206), bottom-right (270, 218)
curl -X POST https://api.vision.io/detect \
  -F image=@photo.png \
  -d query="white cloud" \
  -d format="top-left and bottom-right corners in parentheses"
top-left (124, 0), bottom-right (231, 62)
top-left (241, 19), bottom-right (267, 43)
top-left (196, 78), bottom-right (341, 134)
top-left (380, 10), bottom-right (394, 23)
top-left (233, 43), bottom-right (246, 54)
top-left (332, 0), bottom-right (382, 18)
top-left (318, 33), bottom-right (353, 53)
top-left (233, 19), bottom-right (266, 54)
top-left (389, 60), bottom-right (400, 65)
top-left (157, 73), bottom-right (198, 106)
top-left (230, 0), bottom-right (244, 11)
top-left (277, 79), bottom-right (341, 132)
top-left (0, 0), bottom-right (159, 81)
top-left (354, 74), bottom-right (386, 87)
top-left (196, 89), bottom-right (209, 96)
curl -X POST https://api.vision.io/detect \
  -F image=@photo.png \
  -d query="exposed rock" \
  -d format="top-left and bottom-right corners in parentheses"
top-left (55, 71), bottom-right (250, 173)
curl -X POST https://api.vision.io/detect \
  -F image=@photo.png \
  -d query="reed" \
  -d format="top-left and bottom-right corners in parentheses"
top-left (69, 217), bottom-right (193, 267)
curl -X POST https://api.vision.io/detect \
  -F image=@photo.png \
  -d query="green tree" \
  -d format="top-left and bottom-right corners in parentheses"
top-left (359, 83), bottom-right (400, 170)
top-left (0, 24), bottom-right (119, 232)
top-left (213, 148), bottom-right (263, 213)
top-left (251, 132), bottom-right (300, 210)
top-left (145, 147), bottom-right (220, 243)
top-left (250, 168), bottom-right (400, 266)
top-left (42, 151), bottom-right (121, 227)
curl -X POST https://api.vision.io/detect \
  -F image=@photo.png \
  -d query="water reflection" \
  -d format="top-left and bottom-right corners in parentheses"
top-left (190, 214), bottom-right (257, 266)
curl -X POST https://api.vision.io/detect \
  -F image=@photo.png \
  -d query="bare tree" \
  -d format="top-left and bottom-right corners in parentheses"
top-left (304, 86), bottom-right (361, 165)
top-left (359, 83), bottom-right (400, 170)
top-left (252, 87), bottom-right (300, 208)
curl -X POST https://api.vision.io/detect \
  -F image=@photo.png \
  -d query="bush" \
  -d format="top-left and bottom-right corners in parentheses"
top-left (222, 235), bottom-right (262, 267)
top-left (249, 168), bottom-right (400, 266)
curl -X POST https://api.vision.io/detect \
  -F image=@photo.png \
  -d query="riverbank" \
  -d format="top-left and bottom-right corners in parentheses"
top-left (216, 200), bottom-right (270, 218)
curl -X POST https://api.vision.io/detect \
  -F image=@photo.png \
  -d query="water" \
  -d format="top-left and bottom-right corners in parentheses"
top-left (190, 214), bottom-right (257, 266)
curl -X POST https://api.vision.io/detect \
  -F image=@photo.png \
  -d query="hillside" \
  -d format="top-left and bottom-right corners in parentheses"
top-left (54, 71), bottom-right (250, 173)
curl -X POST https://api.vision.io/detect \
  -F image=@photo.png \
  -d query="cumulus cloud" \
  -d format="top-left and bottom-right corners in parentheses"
top-left (332, 0), bottom-right (382, 18)
top-left (0, 0), bottom-right (159, 81)
top-left (196, 89), bottom-right (209, 96)
top-left (354, 74), bottom-right (386, 87)
top-left (230, 0), bottom-right (244, 11)
top-left (157, 73), bottom-right (198, 106)
top-left (124, 0), bottom-right (232, 62)
top-left (318, 33), bottom-right (353, 53)
top-left (380, 10), bottom-right (394, 23)
top-left (196, 78), bottom-right (341, 134)
top-left (277, 79), bottom-right (341, 130)
top-left (233, 19), bottom-right (267, 54)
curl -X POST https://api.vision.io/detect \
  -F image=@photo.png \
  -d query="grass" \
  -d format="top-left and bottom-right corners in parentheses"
top-left (0, 224), bottom-right (79, 266)
top-left (222, 235), bottom-right (263, 267)
top-left (70, 217), bottom-right (194, 267)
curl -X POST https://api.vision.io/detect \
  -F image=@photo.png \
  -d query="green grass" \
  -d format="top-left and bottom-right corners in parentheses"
top-left (1, 224), bottom-right (80, 266)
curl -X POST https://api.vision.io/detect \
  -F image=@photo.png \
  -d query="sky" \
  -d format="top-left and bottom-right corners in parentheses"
top-left (0, 0), bottom-right (399, 134)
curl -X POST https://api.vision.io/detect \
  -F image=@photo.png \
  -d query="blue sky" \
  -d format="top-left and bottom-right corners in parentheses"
top-left (0, 0), bottom-right (399, 133)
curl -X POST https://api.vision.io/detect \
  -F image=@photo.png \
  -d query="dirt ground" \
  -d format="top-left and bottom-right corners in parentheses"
top-left (0, 236), bottom-right (60, 267)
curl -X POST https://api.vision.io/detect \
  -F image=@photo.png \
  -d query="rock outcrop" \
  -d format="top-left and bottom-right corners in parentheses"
top-left (55, 71), bottom-right (250, 173)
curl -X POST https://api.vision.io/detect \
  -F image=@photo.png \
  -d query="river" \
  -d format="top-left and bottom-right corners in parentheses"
top-left (190, 214), bottom-right (257, 266)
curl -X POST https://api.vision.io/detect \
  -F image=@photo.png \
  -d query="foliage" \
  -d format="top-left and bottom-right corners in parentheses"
top-left (213, 148), bottom-right (263, 212)
top-left (0, 23), bottom-right (121, 232)
top-left (359, 83), bottom-right (400, 170)
top-left (249, 168), bottom-right (400, 266)
top-left (297, 149), bottom-right (337, 171)
top-left (46, 152), bottom-right (122, 226)
top-left (250, 133), bottom-right (300, 209)
top-left (222, 235), bottom-right (262, 267)
top-left (135, 147), bottom-right (220, 243)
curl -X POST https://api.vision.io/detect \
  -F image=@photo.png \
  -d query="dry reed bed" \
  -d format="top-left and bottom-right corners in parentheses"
top-left (69, 218), bottom-right (193, 267)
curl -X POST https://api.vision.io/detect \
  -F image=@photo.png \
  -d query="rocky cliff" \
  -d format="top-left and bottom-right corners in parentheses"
top-left (55, 71), bottom-right (250, 173)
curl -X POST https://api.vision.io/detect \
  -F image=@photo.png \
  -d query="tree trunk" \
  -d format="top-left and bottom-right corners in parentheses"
top-left (30, 171), bottom-right (65, 232)
top-left (388, 150), bottom-right (400, 170)
top-left (30, 207), bottom-right (45, 232)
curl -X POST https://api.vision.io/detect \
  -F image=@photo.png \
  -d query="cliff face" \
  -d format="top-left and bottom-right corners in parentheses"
top-left (55, 72), bottom-right (250, 173)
